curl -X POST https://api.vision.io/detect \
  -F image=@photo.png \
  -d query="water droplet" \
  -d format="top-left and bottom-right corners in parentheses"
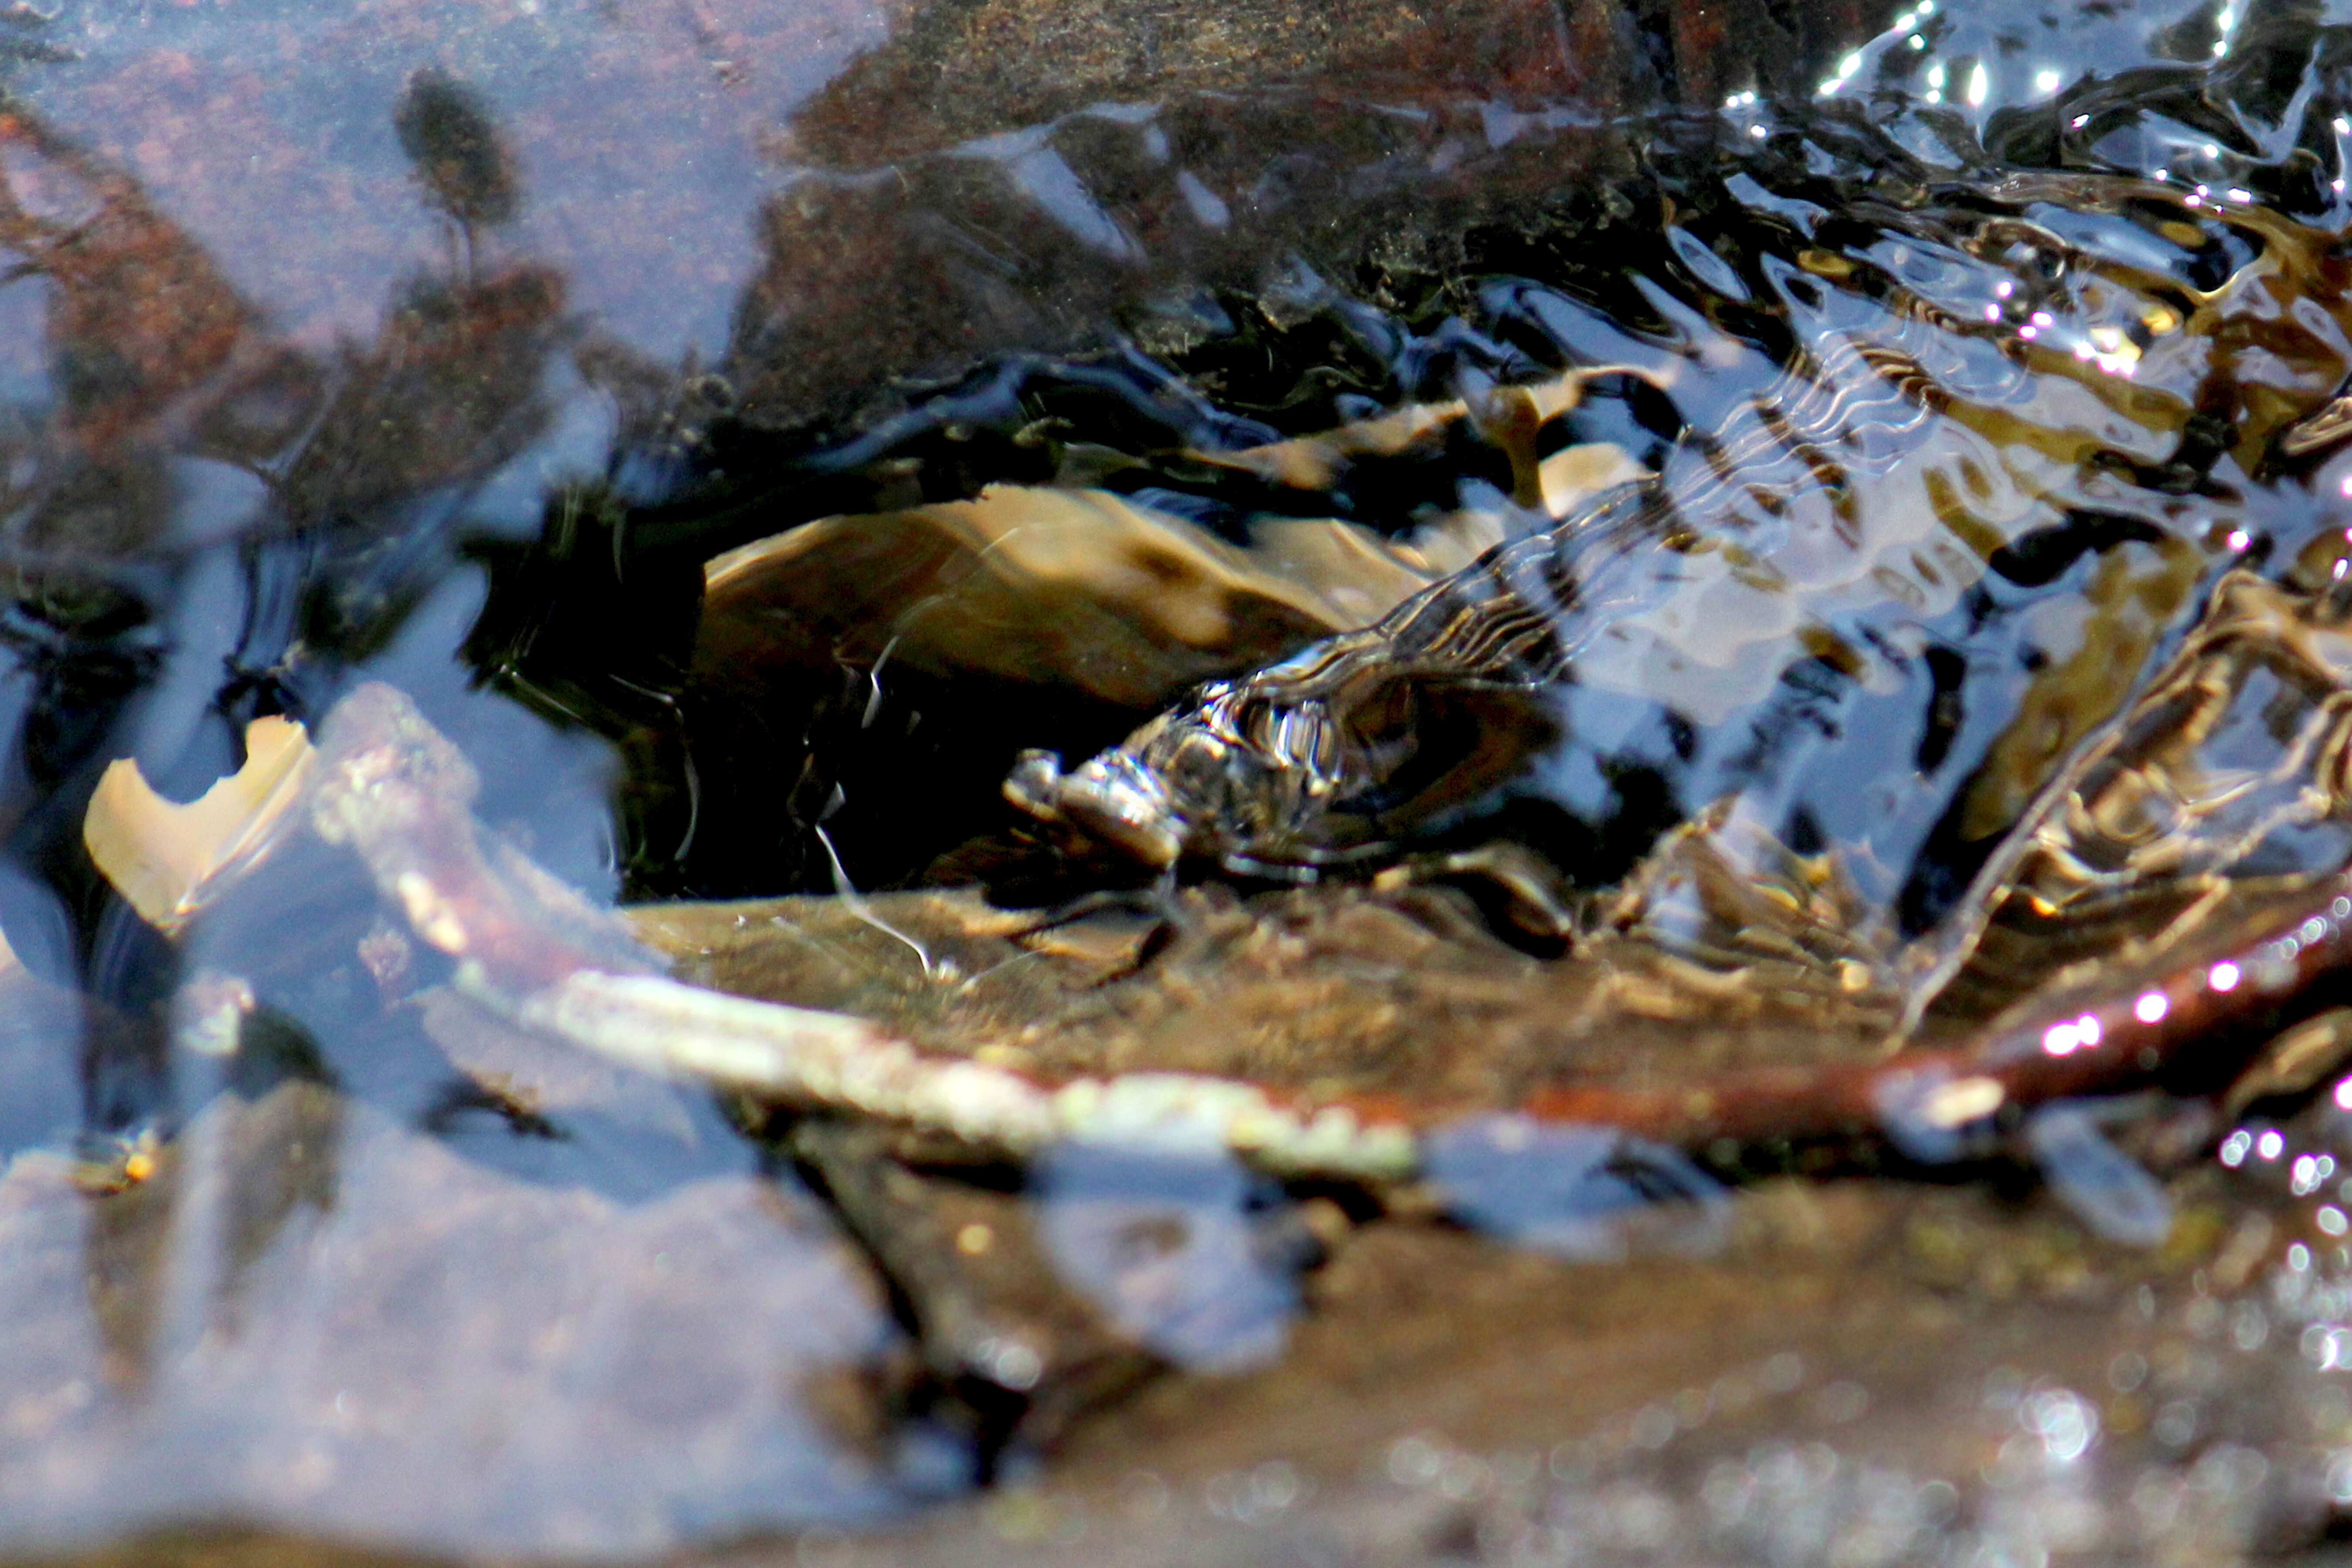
top-left (1876, 1067), bottom-right (2004, 1163)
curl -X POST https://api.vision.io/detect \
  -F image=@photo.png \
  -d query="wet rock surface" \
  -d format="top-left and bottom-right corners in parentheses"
top-left (0, 1084), bottom-right (893, 1554)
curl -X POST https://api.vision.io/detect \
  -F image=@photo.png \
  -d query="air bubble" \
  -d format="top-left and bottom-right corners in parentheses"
top-left (1423, 1116), bottom-right (1730, 1260)
top-left (2027, 1104), bottom-right (2173, 1246)
top-left (1031, 1143), bottom-right (1301, 1371)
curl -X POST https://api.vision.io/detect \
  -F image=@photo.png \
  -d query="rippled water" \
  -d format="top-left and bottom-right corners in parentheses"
top-left (13, 0), bottom-right (2352, 1562)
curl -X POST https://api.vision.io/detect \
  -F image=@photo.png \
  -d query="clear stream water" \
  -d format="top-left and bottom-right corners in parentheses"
top-left (9, 0), bottom-right (2352, 1561)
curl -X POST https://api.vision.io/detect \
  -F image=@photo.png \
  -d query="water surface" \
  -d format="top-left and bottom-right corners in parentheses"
top-left (10, 0), bottom-right (2352, 1563)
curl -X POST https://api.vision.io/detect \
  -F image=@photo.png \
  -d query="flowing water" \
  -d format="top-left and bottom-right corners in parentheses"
top-left (14, 0), bottom-right (2352, 1563)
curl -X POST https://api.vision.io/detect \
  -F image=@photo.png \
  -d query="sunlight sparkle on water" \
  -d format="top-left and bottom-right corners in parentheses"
top-left (2043, 1012), bottom-right (2105, 1055)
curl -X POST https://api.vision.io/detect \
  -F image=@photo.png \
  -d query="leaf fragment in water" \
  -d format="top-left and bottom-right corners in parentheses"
top-left (83, 716), bottom-right (317, 935)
